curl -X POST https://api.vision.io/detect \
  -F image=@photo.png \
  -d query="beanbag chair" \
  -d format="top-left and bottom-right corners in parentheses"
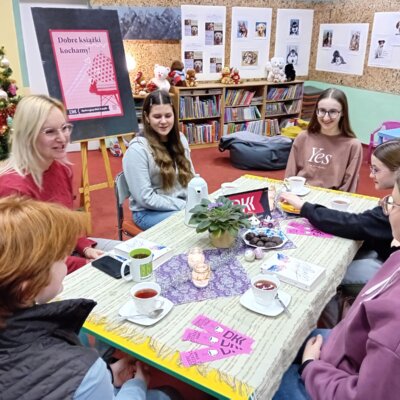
top-left (219, 131), bottom-right (292, 170)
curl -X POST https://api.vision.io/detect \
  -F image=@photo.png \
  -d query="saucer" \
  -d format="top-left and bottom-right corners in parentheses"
top-left (240, 289), bottom-right (291, 317)
top-left (289, 187), bottom-right (311, 196)
top-left (118, 296), bottom-right (173, 326)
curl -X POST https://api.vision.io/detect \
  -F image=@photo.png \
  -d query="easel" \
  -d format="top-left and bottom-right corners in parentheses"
top-left (77, 133), bottom-right (134, 232)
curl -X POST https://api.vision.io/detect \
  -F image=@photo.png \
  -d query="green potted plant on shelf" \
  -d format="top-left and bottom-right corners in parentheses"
top-left (189, 196), bottom-right (250, 248)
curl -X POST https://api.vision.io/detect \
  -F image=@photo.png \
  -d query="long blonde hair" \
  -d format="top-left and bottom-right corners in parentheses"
top-left (0, 95), bottom-right (68, 187)
top-left (142, 90), bottom-right (193, 191)
top-left (0, 196), bottom-right (88, 328)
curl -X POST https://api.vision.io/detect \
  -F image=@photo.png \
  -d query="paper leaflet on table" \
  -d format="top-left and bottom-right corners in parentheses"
top-left (286, 219), bottom-right (333, 238)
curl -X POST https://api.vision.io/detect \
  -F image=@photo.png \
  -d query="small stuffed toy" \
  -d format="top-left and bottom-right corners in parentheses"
top-left (284, 63), bottom-right (296, 82)
top-left (185, 69), bottom-right (197, 87)
top-left (148, 64), bottom-right (171, 92)
top-left (230, 68), bottom-right (241, 84)
top-left (266, 57), bottom-right (286, 83)
top-left (168, 60), bottom-right (186, 87)
top-left (134, 71), bottom-right (148, 95)
top-left (220, 66), bottom-right (233, 84)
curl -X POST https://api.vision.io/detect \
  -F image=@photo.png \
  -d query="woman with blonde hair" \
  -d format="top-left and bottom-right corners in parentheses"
top-left (123, 90), bottom-right (194, 230)
top-left (0, 94), bottom-right (119, 273)
top-left (0, 197), bottom-right (176, 400)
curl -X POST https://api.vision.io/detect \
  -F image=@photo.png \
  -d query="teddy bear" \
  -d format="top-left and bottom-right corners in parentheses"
top-left (134, 71), bottom-right (148, 95)
top-left (284, 63), bottom-right (296, 82)
top-left (230, 68), bottom-right (241, 84)
top-left (185, 69), bottom-right (197, 87)
top-left (266, 57), bottom-right (286, 83)
top-left (220, 66), bottom-right (233, 84)
top-left (148, 64), bottom-right (171, 92)
top-left (168, 60), bottom-right (186, 87)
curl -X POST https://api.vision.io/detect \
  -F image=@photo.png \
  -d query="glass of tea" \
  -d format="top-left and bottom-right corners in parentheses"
top-left (251, 273), bottom-right (279, 306)
top-left (130, 281), bottom-right (163, 314)
top-left (187, 247), bottom-right (205, 269)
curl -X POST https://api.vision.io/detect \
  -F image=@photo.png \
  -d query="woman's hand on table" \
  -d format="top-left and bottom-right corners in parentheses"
top-left (302, 334), bottom-right (323, 363)
top-left (84, 247), bottom-right (104, 260)
top-left (109, 356), bottom-right (137, 388)
top-left (279, 192), bottom-right (305, 211)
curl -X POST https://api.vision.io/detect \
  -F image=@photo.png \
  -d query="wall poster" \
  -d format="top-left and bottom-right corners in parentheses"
top-left (316, 23), bottom-right (369, 75)
top-left (274, 9), bottom-right (314, 76)
top-left (181, 5), bottom-right (226, 80)
top-left (230, 7), bottom-right (272, 79)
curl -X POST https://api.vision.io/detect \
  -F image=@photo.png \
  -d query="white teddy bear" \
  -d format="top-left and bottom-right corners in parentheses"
top-left (266, 57), bottom-right (286, 83)
top-left (150, 64), bottom-right (171, 92)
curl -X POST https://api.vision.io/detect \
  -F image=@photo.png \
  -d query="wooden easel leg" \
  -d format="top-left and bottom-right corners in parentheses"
top-left (80, 141), bottom-right (92, 233)
top-left (99, 138), bottom-right (114, 188)
top-left (117, 136), bottom-right (127, 154)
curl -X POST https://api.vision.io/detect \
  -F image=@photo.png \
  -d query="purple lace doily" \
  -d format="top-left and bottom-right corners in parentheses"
top-left (155, 250), bottom-right (251, 305)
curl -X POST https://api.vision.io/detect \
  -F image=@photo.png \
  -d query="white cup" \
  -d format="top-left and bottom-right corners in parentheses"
top-left (330, 197), bottom-right (351, 211)
top-left (121, 247), bottom-right (153, 282)
top-left (251, 274), bottom-right (280, 306)
top-left (130, 282), bottom-right (163, 315)
top-left (284, 176), bottom-right (306, 193)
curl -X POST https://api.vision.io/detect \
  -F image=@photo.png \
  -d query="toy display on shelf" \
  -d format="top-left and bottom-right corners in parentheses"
top-left (230, 68), bottom-right (241, 84)
top-left (185, 69), bottom-right (197, 87)
top-left (168, 60), bottom-right (186, 87)
top-left (220, 67), bottom-right (233, 84)
top-left (148, 64), bottom-right (170, 92)
top-left (266, 57), bottom-right (286, 83)
top-left (133, 71), bottom-right (148, 95)
top-left (284, 63), bottom-right (296, 82)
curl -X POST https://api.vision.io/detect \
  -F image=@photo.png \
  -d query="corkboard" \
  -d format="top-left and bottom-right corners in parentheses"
top-left (92, 0), bottom-right (400, 94)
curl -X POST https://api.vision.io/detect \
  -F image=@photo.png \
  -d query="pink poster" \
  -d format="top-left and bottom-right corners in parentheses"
top-left (50, 30), bottom-right (123, 121)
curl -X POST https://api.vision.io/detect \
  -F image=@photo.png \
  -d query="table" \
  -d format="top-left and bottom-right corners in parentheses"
top-left (377, 127), bottom-right (400, 144)
top-left (59, 175), bottom-right (379, 400)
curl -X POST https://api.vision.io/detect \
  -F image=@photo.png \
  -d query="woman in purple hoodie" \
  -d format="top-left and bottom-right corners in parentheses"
top-left (274, 168), bottom-right (400, 400)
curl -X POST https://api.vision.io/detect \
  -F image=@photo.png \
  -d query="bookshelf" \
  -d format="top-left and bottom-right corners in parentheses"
top-left (170, 80), bottom-right (304, 146)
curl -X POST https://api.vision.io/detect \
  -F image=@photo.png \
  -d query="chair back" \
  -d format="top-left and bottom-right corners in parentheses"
top-left (115, 171), bottom-right (130, 207)
top-left (368, 120), bottom-right (400, 163)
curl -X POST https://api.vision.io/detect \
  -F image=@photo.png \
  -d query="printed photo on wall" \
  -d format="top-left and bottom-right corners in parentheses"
top-left (286, 45), bottom-right (299, 65)
top-left (205, 22), bottom-right (215, 45)
top-left (184, 19), bottom-right (199, 36)
top-left (237, 21), bottom-right (249, 38)
top-left (213, 23), bottom-right (224, 45)
top-left (193, 51), bottom-right (204, 73)
top-left (184, 51), bottom-right (195, 69)
top-left (331, 49), bottom-right (347, 65)
top-left (241, 50), bottom-right (258, 66)
top-left (395, 20), bottom-right (400, 35)
top-left (289, 19), bottom-right (300, 36)
top-left (322, 30), bottom-right (333, 48)
top-left (255, 22), bottom-right (267, 38)
top-left (209, 57), bottom-right (223, 73)
top-left (349, 31), bottom-right (361, 52)
top-left (374, 39), bottom-right (387, 59)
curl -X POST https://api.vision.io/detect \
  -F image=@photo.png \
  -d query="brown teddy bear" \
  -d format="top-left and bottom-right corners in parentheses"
top-left (185, 69), bottom-right (197, 87)
top-left (220, 66), bottom-right (233, 84)
top-left (230, 68), bottom-right (241, 84)
top-left (168, 60), bottom-right (187, 87)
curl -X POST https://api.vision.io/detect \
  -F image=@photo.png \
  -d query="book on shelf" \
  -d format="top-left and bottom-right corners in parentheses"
top-left (260, 252), bottom-right (325, 291)
top-left (113, 237), bottom-right (173, 268)
top-left (179, 121), bottom-right (220, 144)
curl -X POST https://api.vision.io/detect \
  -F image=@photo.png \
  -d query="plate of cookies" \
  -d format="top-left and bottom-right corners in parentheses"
top-left (242, 228), bottom-right (288, 250)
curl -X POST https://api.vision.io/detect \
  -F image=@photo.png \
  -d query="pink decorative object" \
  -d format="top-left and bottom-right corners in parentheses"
top-left (254, 247), bottom-right (264, 260)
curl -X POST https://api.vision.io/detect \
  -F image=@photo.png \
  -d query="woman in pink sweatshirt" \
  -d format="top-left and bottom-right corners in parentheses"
top-left (274, 168), bottom-right (400, 400)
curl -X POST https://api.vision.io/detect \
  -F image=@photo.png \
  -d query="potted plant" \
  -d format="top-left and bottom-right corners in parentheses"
top-left (189, 196), bottom-right (250, 248)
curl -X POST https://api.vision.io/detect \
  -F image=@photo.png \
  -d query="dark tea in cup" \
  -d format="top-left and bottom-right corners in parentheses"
top-left (254, 280), bottom-right (277, 291)
top-left (132, 253), bottom-right (149, 259)
top-left (134, 288), bottom-right (158, 299)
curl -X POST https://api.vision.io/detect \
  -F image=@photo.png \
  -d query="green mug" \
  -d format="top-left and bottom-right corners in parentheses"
top-left (120, 247), bottom-right (153, 282)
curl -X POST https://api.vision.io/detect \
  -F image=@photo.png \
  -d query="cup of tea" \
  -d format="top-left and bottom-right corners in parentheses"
top-left (330, 197), bottom-right (351, 211)
top-left (284, 176), bottom-right (306, 193)
top-left (121, 248), bottom-right (153, 282)
top-left (130, 281), bottom-right (163, 315)
top-left (251, 274), bottom-right (280, 306)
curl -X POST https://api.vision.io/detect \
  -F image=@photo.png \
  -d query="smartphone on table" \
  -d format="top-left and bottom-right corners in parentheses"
top-left (91, 255), bottom-right (128, 279)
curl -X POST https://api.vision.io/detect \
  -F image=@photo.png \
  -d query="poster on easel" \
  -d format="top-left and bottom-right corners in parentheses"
top-left (230, 7), bottom-right (272, 79)
top-left (316, 23), bottom-right (369, 75)
top-left (274, 9), bottom-right (314, 76)
top-left (181, 5), bottom-right (226, 80)
top-left (367, 12), bottom-right (400, 70)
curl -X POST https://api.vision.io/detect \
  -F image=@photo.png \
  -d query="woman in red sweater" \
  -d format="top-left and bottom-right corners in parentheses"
top-left (0, 95), bottom-right (118, 273)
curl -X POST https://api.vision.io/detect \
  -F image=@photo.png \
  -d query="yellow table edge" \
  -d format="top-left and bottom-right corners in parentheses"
top-left (83, 320), bottom-right (254, 400)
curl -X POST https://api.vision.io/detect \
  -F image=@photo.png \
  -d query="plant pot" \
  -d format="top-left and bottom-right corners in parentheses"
top-left (209, 230), bottom-right (236, 249)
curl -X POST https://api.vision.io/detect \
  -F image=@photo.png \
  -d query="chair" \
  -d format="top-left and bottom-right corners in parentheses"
top-left (367, 120), bottom-right (400, 163)
top-left (114, 171), bottom-right (143, 240)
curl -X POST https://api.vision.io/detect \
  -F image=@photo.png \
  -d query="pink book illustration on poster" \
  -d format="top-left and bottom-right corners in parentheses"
top-left (50, 29), bottom-right (123, 121)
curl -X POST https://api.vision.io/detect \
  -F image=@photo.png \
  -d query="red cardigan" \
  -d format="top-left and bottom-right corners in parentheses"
top-left (0, 161), bottom-right (96, 273)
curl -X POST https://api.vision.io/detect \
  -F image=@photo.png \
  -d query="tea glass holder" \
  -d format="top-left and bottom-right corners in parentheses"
top-left (192, 262), bottom-right (211, 288)
top-left (187, 247), bottom-right (205, 269)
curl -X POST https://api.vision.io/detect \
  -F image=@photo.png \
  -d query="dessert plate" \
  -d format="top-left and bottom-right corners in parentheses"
top-left (118, 296), bottom-right (173, 326)
top-left (285, 187), bottom-right (311, 196)
top-left (242, 228), bottom-right (288, 250)
top-left (240, 289), bottom-right (291, 317)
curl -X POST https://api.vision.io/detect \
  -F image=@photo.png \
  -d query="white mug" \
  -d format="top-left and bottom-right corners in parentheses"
top-left (251, 274), bottom-right (280, 306)
top-left (121, 247), bottom-right (153, 282)
top-left (284, 176), bottom-right (306, 193)
top-left (130, 282), bottom-right (163, 314)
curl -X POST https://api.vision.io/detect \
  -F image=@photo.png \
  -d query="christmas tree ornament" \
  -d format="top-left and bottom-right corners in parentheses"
top-left (0, 57), bottom-right (10, 68)
top-left (0, 89), bottom-right (8, 100)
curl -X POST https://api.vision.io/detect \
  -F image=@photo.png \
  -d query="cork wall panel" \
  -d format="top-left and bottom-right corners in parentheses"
top-left (92, 1), bottom-right (400, 93)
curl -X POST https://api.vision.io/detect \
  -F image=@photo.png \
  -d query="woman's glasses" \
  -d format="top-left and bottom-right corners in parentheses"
top-left (380, 195), bottom-right (400, 216)
top-left (42, 123), bottom-right (74, 137)
top-left (316, 109), bottom-right (341, 119)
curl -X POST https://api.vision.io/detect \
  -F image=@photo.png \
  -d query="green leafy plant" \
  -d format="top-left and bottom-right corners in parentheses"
top-left (189, 196), bottom-right (250, 237)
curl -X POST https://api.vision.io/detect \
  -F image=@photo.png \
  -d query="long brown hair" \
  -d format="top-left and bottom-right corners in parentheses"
top-left (373, 139), bottom-right (400, 171)
top-left (0, 197), bottom-right (87, 328)
top-left (308, 88), bottom-right (356, 138)
top-left (142, 90), bottom-right (193, 191)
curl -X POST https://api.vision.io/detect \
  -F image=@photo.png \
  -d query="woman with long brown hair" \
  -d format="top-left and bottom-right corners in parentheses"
top-left (123, 90), bottom-right (194, 230)
top-left (285, 88), bottom-right (362, 192)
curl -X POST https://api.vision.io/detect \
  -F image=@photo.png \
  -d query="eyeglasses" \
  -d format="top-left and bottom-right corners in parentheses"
top-left (380, 195), bottom-right (400, 216)
top-left (316, 109), bottom-right (341, 119)
top-left (41, 123), bottom-right (74, 137)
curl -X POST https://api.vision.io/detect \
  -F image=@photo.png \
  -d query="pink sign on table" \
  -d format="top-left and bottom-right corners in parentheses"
top-left (286, 219), bottom-right (333, 238)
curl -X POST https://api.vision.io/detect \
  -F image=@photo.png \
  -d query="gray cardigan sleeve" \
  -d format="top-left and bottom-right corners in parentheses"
top-left (122, 139), bottom-right (187, 212)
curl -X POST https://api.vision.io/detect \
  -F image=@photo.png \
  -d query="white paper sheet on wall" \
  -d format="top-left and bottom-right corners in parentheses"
top-left (274, 9), bottom-right (314, 76)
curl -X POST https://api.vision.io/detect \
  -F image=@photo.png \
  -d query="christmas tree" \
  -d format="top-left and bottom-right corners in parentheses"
top-left (0, 46), bottom-right (22, 160)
